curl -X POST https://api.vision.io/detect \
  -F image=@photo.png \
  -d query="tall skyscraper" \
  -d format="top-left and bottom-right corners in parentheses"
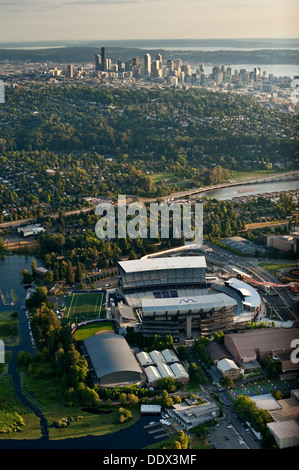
top-left (101, 47), bottom-right (107, 71)
top-left (117, 59), bottom-right (123, 73)
top-left (144, 53), bottom-right (151, 77)
top-left (95, 54), bottom-right (101, 71)
top-left (67, 64), bottom-right (73, 78)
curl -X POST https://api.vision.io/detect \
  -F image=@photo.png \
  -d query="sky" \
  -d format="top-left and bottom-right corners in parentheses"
top-left (0, 0), bottom-right (298, 43)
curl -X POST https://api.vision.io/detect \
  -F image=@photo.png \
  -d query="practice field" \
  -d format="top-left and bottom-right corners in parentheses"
top-left (64, 292), bottom-right (105, 322)
top-left (73, 321), bottom-right (115, 341)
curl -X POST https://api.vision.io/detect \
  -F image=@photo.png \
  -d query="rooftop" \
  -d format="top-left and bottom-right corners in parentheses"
top-left (225, 277), bottom-right (261, 309)
top-left (118, 256), bottom-right (207, 274)
top-left (142, 292), bottom-right (237, 313)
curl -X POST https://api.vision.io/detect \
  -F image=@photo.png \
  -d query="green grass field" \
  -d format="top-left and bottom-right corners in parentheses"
top-left (73, 321), bottom-right (114, 341)
top-left (64, 292), bottom-right (106, 322)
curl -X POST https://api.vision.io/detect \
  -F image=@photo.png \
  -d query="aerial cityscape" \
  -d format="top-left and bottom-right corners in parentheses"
top-left (0, 0), bottom-right (299, 463)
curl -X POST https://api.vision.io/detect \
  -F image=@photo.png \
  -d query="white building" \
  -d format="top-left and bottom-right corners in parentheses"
top-left (216, 358), bottom-right (242, 379)
top-left (267, 420), bottom-right (299, 449)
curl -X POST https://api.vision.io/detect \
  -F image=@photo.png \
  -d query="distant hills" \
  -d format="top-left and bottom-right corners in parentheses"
top-left (1, 37), bottom-right (299, 49)
top-left (0, 45), bottom-right (298, 65)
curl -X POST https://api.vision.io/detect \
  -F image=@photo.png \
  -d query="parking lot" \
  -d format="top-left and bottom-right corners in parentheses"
top-left (207, 407), bottom-right (264, 450)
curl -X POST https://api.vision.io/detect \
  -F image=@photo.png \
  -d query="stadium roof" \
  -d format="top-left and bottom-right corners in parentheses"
top-left (142, 293), bottom-right (237, 313)
top-left (118, 256), bottom-right (207, 274)
top-left (83, 333), bottom-right (142, 381)
top-left (225, 278), bottom-right (261, 309)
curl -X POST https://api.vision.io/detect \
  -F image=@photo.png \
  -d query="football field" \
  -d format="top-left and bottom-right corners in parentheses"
top-left (64, 292), bottom-right (106, 322)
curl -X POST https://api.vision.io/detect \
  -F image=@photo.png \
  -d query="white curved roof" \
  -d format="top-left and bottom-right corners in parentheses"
top-left (142, 293), bottom-right (237, 313)
top-left (144, 366), bottom-right (162, 383)
top-left (84, 333), bottom-right (142, 380)
top-left (118, 256), bottom-right (207, 273)
top-left (161, 348), bottom-right (179, 364)
top-left (226, 278), bottom-right (261, 309)
top-left (136, 351), bottom-right (154, 367)
top-left (170, 362), bottom-right (189, 379)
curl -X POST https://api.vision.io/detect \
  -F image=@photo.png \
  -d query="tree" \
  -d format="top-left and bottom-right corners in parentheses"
top-left (158, 377), bottom-right (177, 393)
top-left (177, 345), bottom-right (188, 361)
top-left (214, 331), bottom-right (224, 344)
top-left (66, 261), bottom-right (75, 285)
top-left (119, 393), bottom-right (127, 405)
top-left (75, 263), bottom-right (83, 283)
top-left (127, 393), bottom-right (139, 406)
top-left (21, 269), bottom-right (33, 284)
top-left (25, 286), bottom-right (49, 311)
top-left (0, 237), bottom-right (6, 253)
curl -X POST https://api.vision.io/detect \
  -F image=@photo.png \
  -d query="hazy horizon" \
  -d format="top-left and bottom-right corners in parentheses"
top-left (0, 0), bottom-right (298, 43)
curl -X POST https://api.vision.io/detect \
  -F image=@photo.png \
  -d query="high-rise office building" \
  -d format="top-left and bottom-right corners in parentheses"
top-left (101, 47), bottom-right (107, 71)
top-left (144, 53), bottom-right (151, 77)
top-left (156, 54), bottom-right (162, 70)
top-left (95, 54), bottom-right (102, 71)
top-left (117, 59), bottom-right (123, 73)
top-left (67, 64), bottom-right (73, 78)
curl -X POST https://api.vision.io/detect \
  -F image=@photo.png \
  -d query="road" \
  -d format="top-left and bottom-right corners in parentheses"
top-left (211, 405), bottom-right (264, 450)
top-left (203, 241), bottom-right (299, 322)
top-left (0, 206), bottom-right (95, 229)
top-left (246, 264), bottom-right (299, 321)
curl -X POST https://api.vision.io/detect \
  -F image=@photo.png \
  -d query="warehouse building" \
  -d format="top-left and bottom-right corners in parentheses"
top-left (83, 333), bottom-right (144, 388)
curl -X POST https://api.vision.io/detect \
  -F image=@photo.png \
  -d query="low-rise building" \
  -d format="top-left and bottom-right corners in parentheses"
top-left (224, 327), bottom-right (299, 370)
top-left (267, 420), bottom-right (299, 449)
top-left (216, 358), bottom-right (242, 379)
top-left (267, 235), bottom-right (297, 253)
top-left (168, 400), bottom-right (219, 430)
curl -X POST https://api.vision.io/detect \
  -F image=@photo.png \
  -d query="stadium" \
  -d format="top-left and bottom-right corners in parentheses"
top-left (118, 256), bottom-right (207, 292)
top-left (114, 255), bottom-right (259, 340)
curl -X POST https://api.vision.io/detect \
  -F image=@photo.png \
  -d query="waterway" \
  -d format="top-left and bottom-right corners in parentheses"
top-left (0, 254), bottom-right (166, 449)
top-left (194, 174), bottom-right (299, 201)
top-left (0, 174), bottom-right (298, 447)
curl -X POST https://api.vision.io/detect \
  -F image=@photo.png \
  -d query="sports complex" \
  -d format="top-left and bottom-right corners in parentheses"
top-left (215, 379), bottom-right (299, 406)
top-left (64, 291), bottom-right (106, 323)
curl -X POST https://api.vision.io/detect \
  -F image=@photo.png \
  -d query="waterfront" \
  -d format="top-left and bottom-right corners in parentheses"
top-left (0, 254), bottom-right (167, 449)
top-left (193, 174), bottom-right (299, 201)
